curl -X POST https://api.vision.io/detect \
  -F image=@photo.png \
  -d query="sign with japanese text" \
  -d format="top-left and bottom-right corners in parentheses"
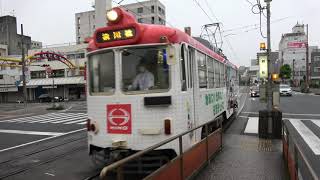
top-left (287, 42), bottom-right (307, 49)
top-left (107, 104), bottom-right (132, 134)
top-left (259, 55), bottom-right (268, 79)
top-left (96, 28), bottom-right (136, 43)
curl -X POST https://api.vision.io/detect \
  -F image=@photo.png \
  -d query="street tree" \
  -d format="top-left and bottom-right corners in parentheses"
top-left (280, 64), bottom-right (292, 80)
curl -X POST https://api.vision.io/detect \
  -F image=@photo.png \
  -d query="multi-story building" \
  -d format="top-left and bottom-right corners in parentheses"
top-left (31, 40), bottom-right (43, 49)
top-left (279, 23), bottom-right (310, 83)
top-left (75, 0), bottom-right (166, 44)
top-left (311, 49), bottom-right (320, 85)
top-left (0, 15), bottom-right (32, 55)
top-left (25, 43), bottom-right (87, 102)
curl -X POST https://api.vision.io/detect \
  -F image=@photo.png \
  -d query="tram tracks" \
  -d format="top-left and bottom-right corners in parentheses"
top-left (0, 131), bottom-right (87, 179)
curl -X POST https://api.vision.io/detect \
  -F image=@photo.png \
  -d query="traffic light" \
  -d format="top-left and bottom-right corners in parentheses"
top-left (260, 42), bottom-right (266, 51)
top-left (272, 73), bottom-right (280, 81)
top-left (41, 64), bottom-right (50, 67)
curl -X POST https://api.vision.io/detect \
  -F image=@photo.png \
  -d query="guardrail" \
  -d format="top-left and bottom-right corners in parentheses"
top-left (283, 121), bottom-right (319, 180)
top-left (100, 119), bottom-right (223, 180)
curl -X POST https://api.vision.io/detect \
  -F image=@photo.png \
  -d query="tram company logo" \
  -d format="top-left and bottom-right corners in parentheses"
top-left (107, 104), bottom-right (132, 134)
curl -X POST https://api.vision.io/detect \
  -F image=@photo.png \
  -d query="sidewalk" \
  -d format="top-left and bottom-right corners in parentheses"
top-left (196, 115), bottom-right (288, 180)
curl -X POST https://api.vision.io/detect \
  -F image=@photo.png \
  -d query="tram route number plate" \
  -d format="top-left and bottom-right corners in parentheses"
top-left (106, 104), bottom-right (132, 134)
top-left (96, 28), bottom-right (136, 43)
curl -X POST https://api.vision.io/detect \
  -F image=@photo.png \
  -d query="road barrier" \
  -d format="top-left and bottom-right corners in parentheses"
top-left (100, 120), bottom-right (223, 180)
top-left (283, 120), bottom-right (319, 180)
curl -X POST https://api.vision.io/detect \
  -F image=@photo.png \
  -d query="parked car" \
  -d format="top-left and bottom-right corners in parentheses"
top-left (53, 96), bottom-right (64, 102)
top-left (250, 86), bottom-right (260, 97)
top-left (280, 84), bottom-right (292, 96)
top-left (38, 94), bottom-right (52, 103)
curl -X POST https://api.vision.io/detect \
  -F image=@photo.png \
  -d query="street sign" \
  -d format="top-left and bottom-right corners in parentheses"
top-left (259, 55), bottom-right (268, 79)
top-left (46, 67), bottom-right (52, 74)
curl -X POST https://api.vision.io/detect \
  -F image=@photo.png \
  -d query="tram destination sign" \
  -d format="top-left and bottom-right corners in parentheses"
top-left (96, 28), bottom-right (136, 43)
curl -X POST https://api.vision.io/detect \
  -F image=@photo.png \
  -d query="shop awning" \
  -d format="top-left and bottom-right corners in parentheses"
top-left (20, 77), bottom-right (85, 87)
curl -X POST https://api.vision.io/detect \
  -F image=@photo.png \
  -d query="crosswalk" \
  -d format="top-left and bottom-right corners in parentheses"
top-left (0, 113), bottom-right (88, 125)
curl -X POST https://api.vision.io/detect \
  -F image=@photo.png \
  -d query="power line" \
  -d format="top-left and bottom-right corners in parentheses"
top-left (192, 0), bottom-right (240, 61)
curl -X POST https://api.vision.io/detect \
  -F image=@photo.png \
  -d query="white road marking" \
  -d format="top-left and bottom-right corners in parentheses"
top-left (0, 128), bottom-right (86, 153)
top-left (244, 117), bottom-right (259, 134)
top-left (63, 118), bottom-right (88, 124)
top-left (45, 173), bottom-right (55, 177)
top-left (290, 119), bottom-right (320, 155)
top-left (236, 92), bottom-right (248, 117)
top-left (0, 113), bottom-right (88, 125)
top-left (0, 129), bottom-right (64, 136)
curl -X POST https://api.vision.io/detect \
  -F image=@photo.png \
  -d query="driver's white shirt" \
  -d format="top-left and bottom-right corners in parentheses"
top-left (132, 71), bottom-right (154, 90)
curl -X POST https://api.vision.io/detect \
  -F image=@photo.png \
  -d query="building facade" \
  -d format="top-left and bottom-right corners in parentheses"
top-left (279, 23), bottom-right (309, 83)
top-left (0, 15), bottom-right (32, 55)
top-left (311, 49), bottom-right (320, 85)
top-left (75, 0), bottom-right (166, 44)
top-left (25, 43), bottom-right (87, 102)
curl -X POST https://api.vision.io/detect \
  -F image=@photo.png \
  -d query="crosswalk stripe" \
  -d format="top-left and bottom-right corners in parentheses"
top-left (64, 118), bottom-right (88, 124)
top-left (50, 116), bottom-right (87, 124)
top-left (0, 113), bottom-right (88, 125)
top-left (3, 114), bottom-right (57, 123)
top-left (13, 113), bottom-right (79, 123)
top-left (28, 114), bottom-right (87, 123)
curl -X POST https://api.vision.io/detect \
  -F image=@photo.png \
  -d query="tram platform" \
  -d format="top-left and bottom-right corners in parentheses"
top-left (196, 115), bottom-right (288, 180)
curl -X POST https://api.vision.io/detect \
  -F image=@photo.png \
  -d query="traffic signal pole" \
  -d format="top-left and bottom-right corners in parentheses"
top-left (21, 24), bottom-right (28, 110)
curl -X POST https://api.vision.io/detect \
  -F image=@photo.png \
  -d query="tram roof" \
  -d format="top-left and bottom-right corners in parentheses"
top-left (87, 7), bottom-right (237, 68)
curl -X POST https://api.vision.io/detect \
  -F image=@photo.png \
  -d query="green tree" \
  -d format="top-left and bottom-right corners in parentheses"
top-left (280, 64), bottom-right (292, 79)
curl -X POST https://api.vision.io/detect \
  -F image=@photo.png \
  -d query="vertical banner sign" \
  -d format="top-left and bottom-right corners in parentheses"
top-left (107, 104), bottom-right (132, 134)
top-left (259, 55), bottom-right (268, 79)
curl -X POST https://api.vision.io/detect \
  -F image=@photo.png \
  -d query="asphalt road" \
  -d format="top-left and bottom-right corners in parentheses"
top-left (1, 90), bottom-right (320, 179)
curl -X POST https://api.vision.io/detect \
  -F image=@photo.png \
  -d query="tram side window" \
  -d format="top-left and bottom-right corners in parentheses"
top-left (197, 51), bottom-right (207, 88)
top-left (122, 46), bottom-right (169, 93)
top-left (207, 56), bottom-right (214, 89)
top-left (220, 63), bottom-right (225, 87)
top-left (180, 45), bottom-right (187, 91)
top-left (89, 51), bottom-right (115, 95)
top-left (214, 60), bottom-right (220, 88)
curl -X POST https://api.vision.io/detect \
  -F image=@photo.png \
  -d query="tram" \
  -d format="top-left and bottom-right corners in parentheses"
top-left (85, 7), bottom-right (239, 165)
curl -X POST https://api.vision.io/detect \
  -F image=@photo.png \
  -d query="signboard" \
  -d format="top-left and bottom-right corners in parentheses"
top-left (107, 104), bottom-right (132, 134)
top-left (287, 42), bottom-right (307, 49)
top-left (0, 87), bottom-right (18, 92)
top-left (96, 28), bottom-right (136, 43)
top-left (259, 55), bottom-right (268, 79)
top-left (45, 67), bottom-right (52, 74)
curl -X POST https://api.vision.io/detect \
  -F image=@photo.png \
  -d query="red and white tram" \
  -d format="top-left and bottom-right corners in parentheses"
top-left (85, 7), bottom-right (239, 165)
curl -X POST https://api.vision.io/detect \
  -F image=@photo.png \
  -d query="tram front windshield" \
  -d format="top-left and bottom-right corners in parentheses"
top-left (122, 46), bottom-right (169, 93)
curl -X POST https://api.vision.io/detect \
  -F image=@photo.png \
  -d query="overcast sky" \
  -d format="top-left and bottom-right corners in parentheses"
top-left (1, 0), bottom-right (319, 66)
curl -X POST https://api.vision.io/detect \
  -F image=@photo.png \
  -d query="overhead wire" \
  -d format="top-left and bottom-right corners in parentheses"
top-left (192, 0), bottom-right (240, 61)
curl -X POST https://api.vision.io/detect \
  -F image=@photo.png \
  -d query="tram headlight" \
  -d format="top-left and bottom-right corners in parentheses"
top-left (107, 9), bottom-right (119, 22)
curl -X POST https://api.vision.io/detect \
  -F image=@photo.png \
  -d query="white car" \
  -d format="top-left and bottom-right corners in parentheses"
top-left (280, 84), bottom-right (292, 96)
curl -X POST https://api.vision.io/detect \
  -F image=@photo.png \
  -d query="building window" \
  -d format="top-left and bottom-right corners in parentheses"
top-left (151, 17), bottom-right (155, 24)
top-left (151, 6), bottom-right (155, 13)
top-left (93, 25), bottom-right (95, 29)
top-left (78, 37), bottom-right (81, 43)
top-left (77, 17), bottom-right (80, 24)
top-left (137, 7), bottom-right (143, 13)
top-left (0, 75), bottom-right (3, 79)
top-left (138, 18), bottom-right (143, 23)
top-left (93, 15), bottom-right (95, 19)
top-left (314, 56), bottom-right (320, 62)
top-left (314, 67), bottom-right (320, 72)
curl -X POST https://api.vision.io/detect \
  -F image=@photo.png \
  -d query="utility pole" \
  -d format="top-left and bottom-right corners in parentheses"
top-left (266, 0), bottom-right (272, 111)
top-left (293, 59), bottom-right (295, 84)
top-left (21, 24), bottom-right (27, 110)
top-left (306, 24), bottom-right (309, 91)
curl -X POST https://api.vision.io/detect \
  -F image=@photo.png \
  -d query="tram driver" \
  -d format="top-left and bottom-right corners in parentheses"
top-left (128, 63), bottom-right (154, 91)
